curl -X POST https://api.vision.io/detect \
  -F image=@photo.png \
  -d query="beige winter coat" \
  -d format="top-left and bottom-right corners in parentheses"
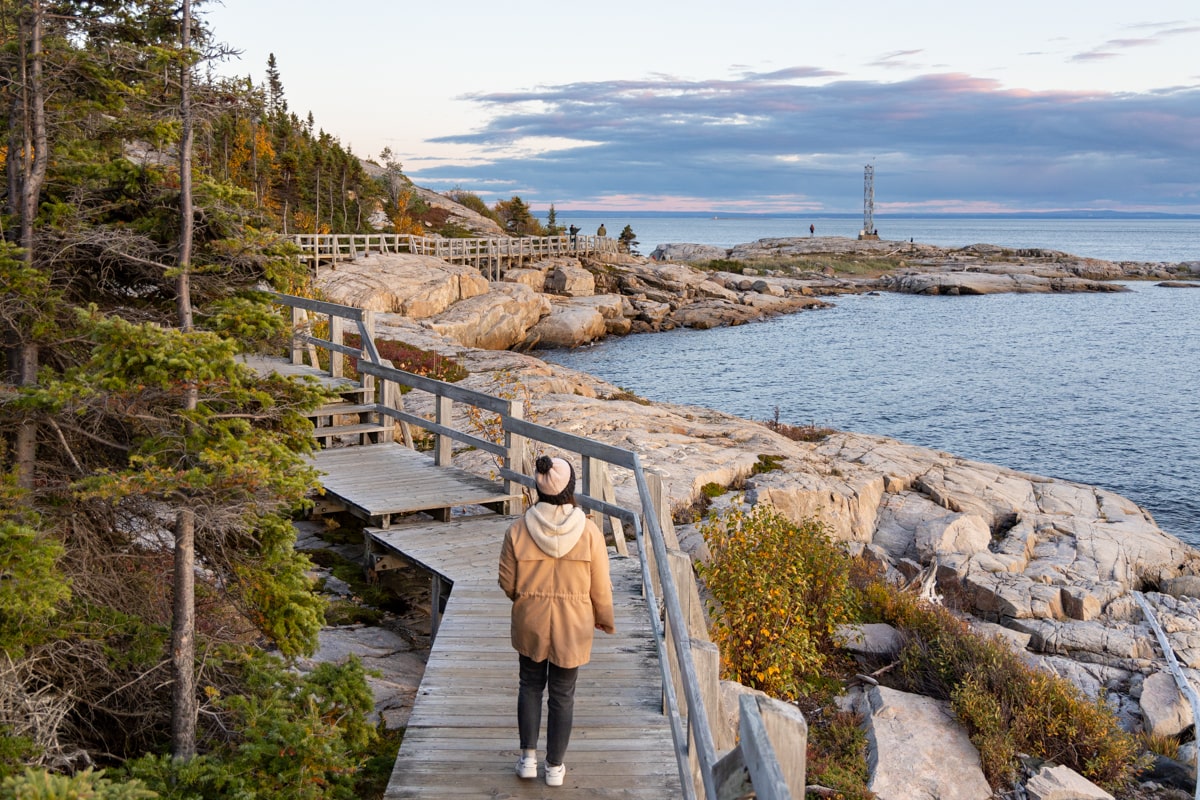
top-left (498, 503), bottom-right (616, 669)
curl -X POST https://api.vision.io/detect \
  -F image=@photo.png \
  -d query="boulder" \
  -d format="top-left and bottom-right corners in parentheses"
top-left (1162, 575), bottom-right (1200, 599)
top-left (855, 685), bottom-right (992, 800)
top-left (315, 253), bottom-right (489, 317)
top-left (696, 279), bottom-right (740, 303)
top-left (1025, 764), bottom-right (1114, 800)
top-left (837, 623), bottom-right (903, 658)
top-left (1140, 670), bottom-right (1194, 738)
top-left (633, 298), bottom-right (672, 325)
top-left (670, 299), bottom-right (764, 329)
top-left (649, 242), bottom-right (728, 263)
top-left (503, 267), bottom-right (547, 290)
top-left (570, 294), bottom-right (635, 336)
top-left (751, 279), bottom-right (785, 297)
top-left (524, 300), bottom-right (608, 349)
top-left (426, 282), bottom-right (549, 350)
top-left (883, 271), bottom-right (1127, 296)
top-left (914, 512), bottom-right (992, 561)
top-left (546, 263), bottom-right (596, 297)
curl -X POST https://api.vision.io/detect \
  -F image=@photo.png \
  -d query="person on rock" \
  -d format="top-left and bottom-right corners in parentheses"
top-left (499, 455), bottom-right (615, 787)
top-left (596, 223), bottom-right (607, 237)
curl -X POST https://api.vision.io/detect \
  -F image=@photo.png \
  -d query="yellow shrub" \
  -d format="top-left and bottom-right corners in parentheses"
top-left (697, 504), bottom-right (857, 699)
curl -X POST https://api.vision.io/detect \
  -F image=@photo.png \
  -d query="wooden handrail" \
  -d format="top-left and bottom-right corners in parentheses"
top-left (266, 291), bottom-right (799, 799)
top-left (291, 232), bottom-right (621, 273)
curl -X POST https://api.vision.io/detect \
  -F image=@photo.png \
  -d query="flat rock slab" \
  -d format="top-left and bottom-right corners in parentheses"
top-left (855, 685), bottom-right (992, 800)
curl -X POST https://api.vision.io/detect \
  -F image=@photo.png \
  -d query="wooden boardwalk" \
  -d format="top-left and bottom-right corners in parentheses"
top-left (244, 350), bottom-right (686, 797)
top-left (371, 516), bottom-right (682, 798)
top-left (309, 444), bottom-right (516, 526)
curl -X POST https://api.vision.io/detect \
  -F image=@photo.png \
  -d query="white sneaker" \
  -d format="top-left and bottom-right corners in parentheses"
top-left (545, 762), bottom-right (565, 787)
top-left (515, 755), bottom-right (538, 779)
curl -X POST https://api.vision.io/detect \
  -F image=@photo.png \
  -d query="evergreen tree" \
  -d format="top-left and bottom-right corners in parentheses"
top-left (618, 224), bottom-right (639, 254)
top-left (545, 203), bottom-right (561, 235)
top-left (493, 195), bottom-right (544, 236)
top-left (0, 0), bottom-right (376, 783)
top-left (265, 52), bottom-right (286, 113)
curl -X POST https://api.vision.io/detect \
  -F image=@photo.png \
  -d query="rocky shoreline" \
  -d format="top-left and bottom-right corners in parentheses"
top-left (306, 236), bottom-right (1200, 798)
top-left (317, 236), bottom-right (1200, 351)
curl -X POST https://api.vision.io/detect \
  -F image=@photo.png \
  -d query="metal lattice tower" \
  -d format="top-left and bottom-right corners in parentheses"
top-left (863, 164), bottom-right (875, 235)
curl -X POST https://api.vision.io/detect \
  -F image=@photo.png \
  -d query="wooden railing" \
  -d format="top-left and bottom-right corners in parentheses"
top-left (270, 291), bottom-right (805, 800)
top-left (292, 233), bottom-right (620, 279)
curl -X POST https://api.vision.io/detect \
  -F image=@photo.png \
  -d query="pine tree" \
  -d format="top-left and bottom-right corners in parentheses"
top-left (0, 1), bottom-right (375, 779)
top-left (265, 52), bottom-right (286, 113)
top-left (619, 224), bottom-right (639, 254)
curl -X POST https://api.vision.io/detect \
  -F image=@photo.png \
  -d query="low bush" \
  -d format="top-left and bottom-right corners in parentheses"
top-left (857, 580), bottom-right (1143, 790)
top-left (764, 407), bottom-right (836, 442)
top-left (0, 768), bottom-right (156, 800)
top-left (698, 505), bottom-right (857, 699)
top-left (698, 258), bottom-right (746, 273)
top-left (343, 334), bottom-right (466, 384)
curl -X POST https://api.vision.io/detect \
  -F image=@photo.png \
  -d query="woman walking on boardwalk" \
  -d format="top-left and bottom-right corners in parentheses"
top-left (498, 455), bottom-right (616, 787)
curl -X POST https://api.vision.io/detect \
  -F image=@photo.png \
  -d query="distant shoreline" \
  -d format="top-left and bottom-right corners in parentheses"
top-left (538, 210), bottom-right (1200, 220)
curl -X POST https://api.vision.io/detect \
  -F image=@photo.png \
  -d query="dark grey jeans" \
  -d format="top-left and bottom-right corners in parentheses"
top-left (518, 654), bottom-right (579, 766)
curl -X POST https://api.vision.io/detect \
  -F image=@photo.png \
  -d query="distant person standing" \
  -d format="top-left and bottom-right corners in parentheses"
top-left (596, 223), bottom-right (607, 237)
top-left (568, 224), bottom-right (579, 250)
top-left (809, 223), bottom-right (815, 237)
top-left (499, 455), bottom-right (615, 787)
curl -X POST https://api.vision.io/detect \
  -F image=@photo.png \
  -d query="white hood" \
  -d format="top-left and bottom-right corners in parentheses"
top-left (524, 502), bottom-right (587, 558)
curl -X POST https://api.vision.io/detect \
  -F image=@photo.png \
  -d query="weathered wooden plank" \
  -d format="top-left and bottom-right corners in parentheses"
top-left (308, 443), bottom-right (518, 522)
top-left (375, 500), bottom-right (680, 799)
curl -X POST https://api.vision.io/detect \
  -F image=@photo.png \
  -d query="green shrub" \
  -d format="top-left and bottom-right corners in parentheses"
top-left (445, 190), bottom-right (499, 223)
top-left (124, 650), bottom-right (376, 800)
top-left (0, 768), bottom-right (156, 800)
top-left (805, 708), bottom-right (873, 800)
top-left (751, 454), bottom-right (785, 474)
top-left (858, 581), bottom-right (1142, 790)
top-left (698, 258), bottom-right (746, 273)
top-left (697, 505), bottom-right (857, 699)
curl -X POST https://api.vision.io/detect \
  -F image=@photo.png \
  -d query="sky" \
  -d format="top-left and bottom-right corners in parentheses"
top-left (205, 1), bottom-right (1200, 215)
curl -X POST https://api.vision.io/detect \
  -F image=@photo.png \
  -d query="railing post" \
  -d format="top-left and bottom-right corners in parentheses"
top-left (290, 305), bottom-right (304, 365)
top-left (584, 458), bottom-right (627, 556)
top-left (329, 313), bottom-right (343, 378)
top-left (359, 310), bottom-right (377, 403)
top-left (505, 400), bottom-right (527, 515)
top-left (434, 394), bottom-right (452, 467)
top-left (379, 373), bottom-right (395, 444)
top-left (644, 470), bottom-right (668, 603)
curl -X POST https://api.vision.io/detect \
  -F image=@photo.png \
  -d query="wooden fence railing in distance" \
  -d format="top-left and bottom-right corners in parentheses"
top-left (292, 232), bottom-right (620, 278)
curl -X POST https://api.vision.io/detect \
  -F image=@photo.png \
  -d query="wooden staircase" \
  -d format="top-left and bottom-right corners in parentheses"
top-left (308, 386), bottom-right (388, 447)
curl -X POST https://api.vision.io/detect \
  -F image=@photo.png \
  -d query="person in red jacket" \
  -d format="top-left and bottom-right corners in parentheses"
top-left (498, 455), bottom-right (615, 787)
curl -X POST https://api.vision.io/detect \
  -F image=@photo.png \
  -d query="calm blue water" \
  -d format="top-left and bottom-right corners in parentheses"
top-left (542, 220), bottom-right (1200, 546)
top-left (578, 216), bottom-right (1200, 263)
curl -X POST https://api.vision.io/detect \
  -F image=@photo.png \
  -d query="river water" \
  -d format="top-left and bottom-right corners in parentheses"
top-left (542, 219), bottom-right (1200, 546)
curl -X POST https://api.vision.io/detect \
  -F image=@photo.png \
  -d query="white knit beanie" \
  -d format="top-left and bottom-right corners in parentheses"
top-left (535, 457), bottom-right (572, 496)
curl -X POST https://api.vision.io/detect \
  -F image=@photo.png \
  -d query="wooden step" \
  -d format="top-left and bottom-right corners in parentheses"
top-left (310, 402), bottom-right (378, 417)
top-left (312, 422), bottom-right (388, 443)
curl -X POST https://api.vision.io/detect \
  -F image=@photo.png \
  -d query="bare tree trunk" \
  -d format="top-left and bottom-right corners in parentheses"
top-left (171, 0), bottom-right (197, 762)
top-left (176, 0), bottom-right (193, 333)
top-left (171, 502), bottom-right (196, 760)
top-left (12, 0), bottom-right (47, 491)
